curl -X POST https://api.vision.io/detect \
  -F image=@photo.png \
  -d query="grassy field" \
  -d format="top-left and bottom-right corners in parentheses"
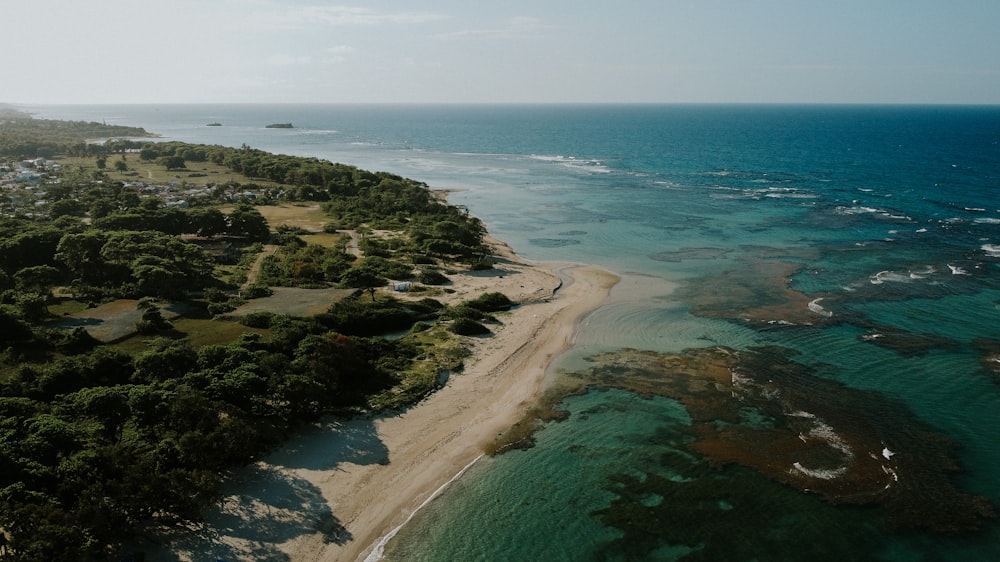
top-left (244, 203), bottom-right (332, 233)
top-left (59, 155), bottom-right (284, 189)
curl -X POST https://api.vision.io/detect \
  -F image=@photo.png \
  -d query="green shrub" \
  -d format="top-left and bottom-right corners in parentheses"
top-left (239, 311), bottom-right (275, 328)
top-left (409, 321), bottom-right (432, 334)
top-left (241, 284), bottom-right (273, 299)
top-left (418, 269), bottom-right (450, 286)
top-left (466, 292), bottom-right (513, 312)
top-left (449, 318), bottom-right (490, 336)
top-left (469, 258), bottom-right (494, 271)
top-left (442, 304), bottom-right (488, 322)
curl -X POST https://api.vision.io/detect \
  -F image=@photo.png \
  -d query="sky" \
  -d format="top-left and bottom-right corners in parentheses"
top-left (3, 0), bottom-right (1000, 105)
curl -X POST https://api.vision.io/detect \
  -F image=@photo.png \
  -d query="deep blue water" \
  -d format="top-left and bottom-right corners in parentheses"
top-left (28, 103), bottom-right (1000, 560)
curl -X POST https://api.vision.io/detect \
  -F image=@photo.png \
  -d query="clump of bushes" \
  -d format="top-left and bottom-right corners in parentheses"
top-left (241, 284), bottom-right (273, 299)
top-left (466, 291), bottom-right (513, 312)
top-left (239, 311), bottom-right (276, 328)
top-left (418, 269), bottom-right (450, 286)
top-left (449, 317), bottom-right (490, 336)
top-left (470, 258), bottom-right (494, 271)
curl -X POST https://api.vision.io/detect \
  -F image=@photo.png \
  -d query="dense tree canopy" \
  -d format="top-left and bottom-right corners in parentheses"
top-left (0, 115), bottom-right (501, 560)
top-left (0, 110), bottom-right (150, 158)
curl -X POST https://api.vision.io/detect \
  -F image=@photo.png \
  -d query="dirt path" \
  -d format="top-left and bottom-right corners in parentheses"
top-left (343, 230), bottom-right (361, 258)
top-left (242, 244), bottom-right (277, 289)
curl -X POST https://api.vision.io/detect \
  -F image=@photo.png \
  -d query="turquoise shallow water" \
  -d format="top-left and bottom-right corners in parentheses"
top-left (29, 104), bottom-right (1000, 559)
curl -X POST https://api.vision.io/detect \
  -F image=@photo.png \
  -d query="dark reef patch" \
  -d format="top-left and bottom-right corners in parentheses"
top-left (673, 259), bottom-right (841, 326)
top-left (566, 346), bottom-right (995, 536)
top-left (649, 247), bottom-right (731, 262)
top-left (859, 326), bottom-right (961, 356)
top-left (528, 238), bottom-right (582, 248)
top-left (975, 339), bottom-right (1000, 381)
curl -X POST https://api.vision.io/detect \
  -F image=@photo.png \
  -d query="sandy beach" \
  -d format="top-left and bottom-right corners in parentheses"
top-left (146, 239), bottom-right (618, 562)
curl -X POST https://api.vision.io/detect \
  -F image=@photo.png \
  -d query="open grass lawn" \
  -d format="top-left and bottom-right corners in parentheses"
top-left (110, 317), bottom-right (270, 355)
top-left (301, 232), bottom-right (347, 248)
top-left (47, 298), bottom-right (90, 317)
top-left (59, 155), bottom-right (283, 189)
top-left (239, 203), bottom-right (332, 233)
top-left (170, 317), bottom-right (270, 347)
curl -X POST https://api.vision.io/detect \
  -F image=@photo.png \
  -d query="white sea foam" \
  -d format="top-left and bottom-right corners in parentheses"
top-left (792, 462), bottom-right (848, 480)
top-left (882, 465), bottom-right (899, 483)
top-left (870, 271), bottom-right (912, 284)
top-left (982, 244), bottom-right (1000, 258)
top-left (528, 154), bottom-right (611, 174)
top-left (763, 188), bottom-right (818, 199)
top-left (730, 369), bottom-right (753, 388)
top-left (364, 454), bottom-right (484, 562)
top-left (788, 418), bottom-right (855, 480)
top-left (948, 264), bottom-right (970, 275)
top-left (807, 298), bottom-right (833, 318)
top-left (809, 421), bottom-right (853, 458)
top-left (836, 205), bottom-right (882, 215)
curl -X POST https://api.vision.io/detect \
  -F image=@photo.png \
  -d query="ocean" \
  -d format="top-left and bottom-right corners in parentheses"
top-left (27, 103), bottom-right (1000, 560)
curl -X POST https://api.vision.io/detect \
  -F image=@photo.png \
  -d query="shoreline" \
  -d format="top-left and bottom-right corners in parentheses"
top-left (144, 240), bottom-right (619, 562)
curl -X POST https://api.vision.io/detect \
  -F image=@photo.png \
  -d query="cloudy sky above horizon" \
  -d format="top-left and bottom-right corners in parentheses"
top-left (4, 0), bottom-right (999, 105)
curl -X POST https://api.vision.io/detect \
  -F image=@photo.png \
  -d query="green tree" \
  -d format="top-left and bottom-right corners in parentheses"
top-left (339, 267), bottom-right (387, 301)
top-left (132, 340), bottom-right (198, 383)
top-left (186, 207), bottom-right (227, 237)
top-left (227, 204), bottom-right (270, 241)
top-left (59, 386), bottom-right (130, 441)
top-left (55, 230), bottom-right (111, 290)
top-left (14, 265), bottom-right (61, 294)
top-left (158, 155), bottom-right (186, 170)
top-left (15, 292), bottom-right (50, 323)
top-left (48, 198), bottom-right (87, 218)
top-left (0, 306), bottom-right (34, 346)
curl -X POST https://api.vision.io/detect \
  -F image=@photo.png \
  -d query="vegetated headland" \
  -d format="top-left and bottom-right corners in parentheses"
top-left (0, 108), bottom-right (608, 561)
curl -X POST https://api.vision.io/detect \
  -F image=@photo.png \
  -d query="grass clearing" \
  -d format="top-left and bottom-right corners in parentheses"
top-left (254, 203), bottom-right (330, 232)
top-left (59, 156), bottom-right (283, 189)
top-left (170, 317), bottom-right (270, 347)
top-left (109, 317), bottom-right (270, 355)
top-left (300, 232), bottom-right (347, 248)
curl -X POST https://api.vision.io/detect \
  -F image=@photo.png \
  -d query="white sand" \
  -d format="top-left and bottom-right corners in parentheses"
top-left (144, 240), bottom-right (618, 562)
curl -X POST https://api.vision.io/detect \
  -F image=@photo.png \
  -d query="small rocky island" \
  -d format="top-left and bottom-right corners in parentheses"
top-left (265, 123), bottom-right (293, 128)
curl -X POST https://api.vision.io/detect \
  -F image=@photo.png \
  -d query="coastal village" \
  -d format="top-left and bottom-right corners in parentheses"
top-left (0, 157), bottom-right (62, 216)
top-left (0, 153), bottom-right (265, 219)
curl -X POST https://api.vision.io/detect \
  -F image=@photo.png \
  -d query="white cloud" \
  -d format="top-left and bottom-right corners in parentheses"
top-left (325, 45), bottom-right (356, 63)
top-left (249, 4), bottom-right (449, 30)
top-left (266, 54), bottom-right (314, 66)
top-left (436, 16), bottom-right (552, 40)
